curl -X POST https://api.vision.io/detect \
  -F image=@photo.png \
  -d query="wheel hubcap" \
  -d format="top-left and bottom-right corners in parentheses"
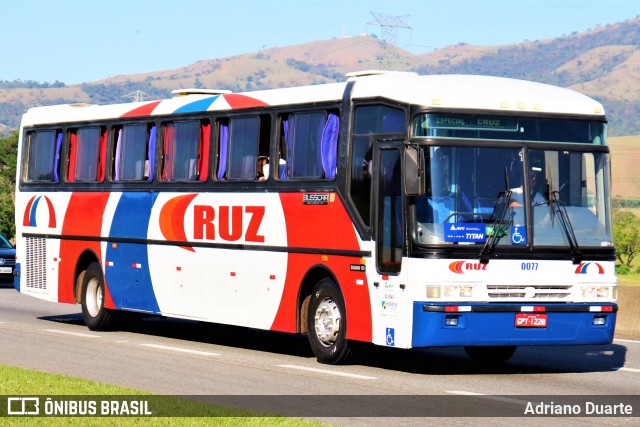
top-left (314, 297), bottom-right (341, 347)
top-left (86, 278), bottom-right (102, 318)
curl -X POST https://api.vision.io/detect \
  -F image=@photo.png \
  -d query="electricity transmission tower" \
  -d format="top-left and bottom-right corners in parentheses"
top-left (367, 12), bottom-right (412, 69)
top-left (122, 90), bottom-right (150, 103)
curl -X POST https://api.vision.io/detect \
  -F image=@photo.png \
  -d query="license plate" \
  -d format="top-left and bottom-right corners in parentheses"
top-left (0, 267), bottom-right (11, 274)
top-left (515, 313), bottom-right (548, 328)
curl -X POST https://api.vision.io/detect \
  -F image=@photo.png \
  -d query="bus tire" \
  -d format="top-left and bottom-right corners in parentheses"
top-left (464, 346), bottom-right (517, 364)
top-left (81, 262), bottom-right (116, 331)
top-left (307, 279), bottom-right (352, 365)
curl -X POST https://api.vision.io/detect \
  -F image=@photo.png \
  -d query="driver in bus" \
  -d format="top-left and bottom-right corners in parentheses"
top-left (510, 166), bottom-right (546, 207)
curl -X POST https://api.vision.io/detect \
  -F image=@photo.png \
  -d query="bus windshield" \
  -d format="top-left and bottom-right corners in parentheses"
top-left (413, 146), bottom-right (612, 249)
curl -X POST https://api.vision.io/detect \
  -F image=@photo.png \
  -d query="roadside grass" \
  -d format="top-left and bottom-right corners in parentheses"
top-left (0, 365), bottom-right (328, 426)
top-left (617, 273), bottom-right (640, 286)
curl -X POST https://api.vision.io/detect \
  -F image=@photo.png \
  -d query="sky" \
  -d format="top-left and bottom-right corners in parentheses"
top-left (2, 0), bottom-right (639, 84)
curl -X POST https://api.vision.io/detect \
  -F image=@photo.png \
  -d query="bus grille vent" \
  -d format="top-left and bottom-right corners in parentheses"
top-left (486, 284), bottom-right (572, 300)
top-left (25, 237), bottom-right (47, 290)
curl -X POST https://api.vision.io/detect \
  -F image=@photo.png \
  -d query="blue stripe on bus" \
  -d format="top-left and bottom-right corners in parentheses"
top-left (105, 193), bottom-right (160, 313)
top-left (411, 302), bottom-right (616, 347)
top-left (173, 96), bottom-right (219, 113)
top-left (29, 196), bottom-right (41, 227)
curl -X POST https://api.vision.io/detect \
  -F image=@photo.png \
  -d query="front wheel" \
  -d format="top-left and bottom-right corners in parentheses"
top-left (81, 262), bottom-right (116, 331)
top-left (307, 279), bottom-right (352, 364)
top-left (464, 346), bottom-right (517, 364)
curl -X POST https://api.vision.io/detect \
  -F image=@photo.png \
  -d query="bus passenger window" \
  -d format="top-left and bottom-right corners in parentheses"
top-left (67, 127), bottom-right (106, 182)
top-left (113, 124), bottom-right (156, 181)
top-left (25, 130), bottom-right (62, 182)
top-left (257, 156), bottom-right (269, 180)
top-left (162, 120), bottom-right (209, 181)
top-left (225, 117), bottom-right (260, 180)
top-left (279, 111), bottom-right (339, 179)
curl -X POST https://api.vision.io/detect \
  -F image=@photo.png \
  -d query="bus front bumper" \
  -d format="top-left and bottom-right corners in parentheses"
top-left (412, 302), bottom-right (617, 347)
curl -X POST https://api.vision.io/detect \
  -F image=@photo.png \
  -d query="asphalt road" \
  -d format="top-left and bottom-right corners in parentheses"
top-left (0, 285), bottom-right (638, 425)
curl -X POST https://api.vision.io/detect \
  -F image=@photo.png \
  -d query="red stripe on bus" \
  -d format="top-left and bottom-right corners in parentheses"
top-left (271, 193), bottom-right (372, 342)
top-left (120, 100), bottom-right (162, 118)
top-left (58, 192), bottom-right (113, 307)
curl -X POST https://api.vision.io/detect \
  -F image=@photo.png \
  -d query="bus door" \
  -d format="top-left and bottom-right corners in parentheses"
top-left (370, 144), bottom-right (410, 349)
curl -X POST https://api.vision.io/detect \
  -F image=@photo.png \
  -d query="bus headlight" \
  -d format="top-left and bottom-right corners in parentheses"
top-left (426, 285), bottom-right (441, 298)
top-left (580, 285), bottom-right (614, 299)
top-left (427, 284), bottom-right (473, 299)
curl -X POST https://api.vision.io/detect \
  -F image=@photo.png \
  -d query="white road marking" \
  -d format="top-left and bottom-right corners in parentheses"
top-left (277, 364), bottom-right (378, 380)
top-left (140, 343), bottom-right (220, 357)
top-left (614, 338), bottom-right (640, 344)
top-left (43, 328), bottom-right (102, 338)
top-left (619, 367), bottom-right (640, 373)
top-left (447, 391), bottom-right (529, 405)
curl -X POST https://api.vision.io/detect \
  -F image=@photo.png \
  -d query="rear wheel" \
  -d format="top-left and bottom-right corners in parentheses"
top-left (464, 346), bottom-right (517, 364)
top-left (307, 279), bottom-right (352, 364)
top-left (81, 262), bottom-right (116, 331)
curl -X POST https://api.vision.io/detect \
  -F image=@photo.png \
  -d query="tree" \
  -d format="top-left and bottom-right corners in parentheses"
top-left (613, 210), bottom-right (640, 269)
top-left (0, 130), bottom-right (17, 239)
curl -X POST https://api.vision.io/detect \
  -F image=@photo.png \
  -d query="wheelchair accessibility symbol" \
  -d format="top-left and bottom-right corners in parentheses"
top-left (386, 328), bottom-right (395, 346)
top-left (511, 225), bottom-right (527, 245)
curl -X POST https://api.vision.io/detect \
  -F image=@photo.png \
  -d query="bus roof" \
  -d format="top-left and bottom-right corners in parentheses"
top-left (20, 73), bottom-right (605, 127)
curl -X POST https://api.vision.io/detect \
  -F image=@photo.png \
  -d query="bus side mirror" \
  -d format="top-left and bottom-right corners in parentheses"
top-left (404, 146), bottom-right (425, 196)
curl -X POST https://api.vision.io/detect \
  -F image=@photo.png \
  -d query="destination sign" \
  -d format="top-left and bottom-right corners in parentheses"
top-left (429, 114), bottom-right (518, 132)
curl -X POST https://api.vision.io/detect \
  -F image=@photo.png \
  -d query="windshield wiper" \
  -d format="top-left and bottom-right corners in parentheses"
top-left (479, 190), bottom-right (512, 264)
top-left (548, 190), bottom-right (582, 264)
top-left (479, 167), bottom-right (512, 264)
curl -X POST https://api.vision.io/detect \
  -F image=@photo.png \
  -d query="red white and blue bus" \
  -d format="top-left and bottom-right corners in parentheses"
top-left (14, 71), bottom-right (617, 364)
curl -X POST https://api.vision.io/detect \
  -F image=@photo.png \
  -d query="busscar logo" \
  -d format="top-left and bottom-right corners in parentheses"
top-left (303, 193), bottom-right (330, 205)
top-left (448, 260), bottom-right (488, 274)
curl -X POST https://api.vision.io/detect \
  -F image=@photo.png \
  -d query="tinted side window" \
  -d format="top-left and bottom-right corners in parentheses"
top-left (353, 105), bottom-right (405, 134)
top-left (279, 111), bottom-right (339, 179)
top-left (350, 105), bottom-right (405, 227)
top-left (68, 127), bottom-right (106, 182)
top-left (25, 130), bottom-right (62, 182)
top-left (228, 117), bottom-right (259, 180)
top-left (114, 124), bottom-right (152, 181)
top-left (162, 120), bottom-right (209, 181)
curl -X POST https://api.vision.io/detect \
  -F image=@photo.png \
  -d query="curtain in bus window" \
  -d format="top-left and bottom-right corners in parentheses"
top-left (217, 123), bottom-right (228, 180)
top-left (280, 118), bottom-right (290, 179)
top-left (114, 129), bottom-right (123, 180)
top-left (67, 132), bottom-right (77, 182)
top-left (97, 128), bottom-right (106, 181)
top-left (74, 128), bottom-right (101, 181)
top-left (321, 113), bottom-right (339, 179)
top-left (199, 122), bottom-right (210, 181)
top-left (162, 123), bottom-right (175, 180)
top-left (53, 131), bottom-right (62, 182)
top-left (147, 125), bottom-right (156, 182)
